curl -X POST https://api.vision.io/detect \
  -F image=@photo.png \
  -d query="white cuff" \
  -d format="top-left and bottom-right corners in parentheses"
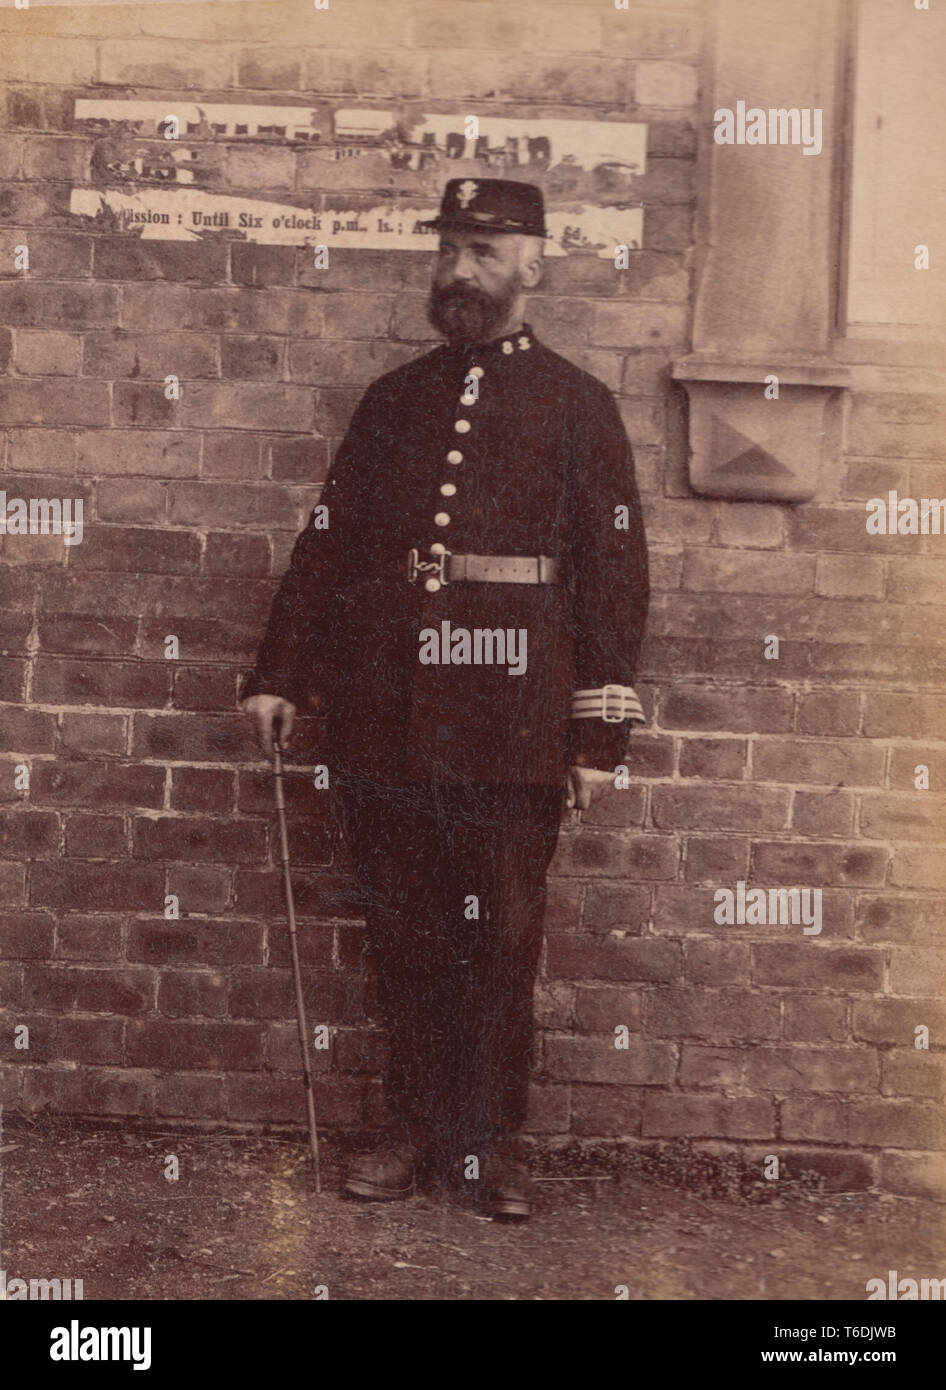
top-left (571, 684), bottom-right (645, 724)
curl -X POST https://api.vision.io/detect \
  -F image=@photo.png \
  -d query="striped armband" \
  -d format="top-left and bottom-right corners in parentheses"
top-left (570, 684), bottom-right (645, 725)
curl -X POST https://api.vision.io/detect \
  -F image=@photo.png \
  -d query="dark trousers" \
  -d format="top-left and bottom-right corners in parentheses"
top-left (337, 775), bottom-right (564, 1160)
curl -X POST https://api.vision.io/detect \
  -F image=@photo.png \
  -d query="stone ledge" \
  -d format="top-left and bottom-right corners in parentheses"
top-left (672, 356), bottom-right (852, 389)
top-left (671, 357), bottom-right (849, 502)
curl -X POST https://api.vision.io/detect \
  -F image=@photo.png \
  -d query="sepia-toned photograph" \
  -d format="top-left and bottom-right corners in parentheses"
top-left (0, 0), bottom-right (944, 1344)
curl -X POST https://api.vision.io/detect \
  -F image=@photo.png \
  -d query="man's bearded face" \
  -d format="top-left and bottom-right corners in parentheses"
top-left (428, 232), bottom-right (524, 346)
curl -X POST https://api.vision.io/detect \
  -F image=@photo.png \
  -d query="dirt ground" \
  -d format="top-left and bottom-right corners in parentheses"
top-left (1, 1116), bottom-right (943, 1301)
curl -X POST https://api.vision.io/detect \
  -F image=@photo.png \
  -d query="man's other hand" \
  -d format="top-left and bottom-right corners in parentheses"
top-left (242, 694), bottom-right (297, 760)
top-left (565, 765), bottom-right (614, 811)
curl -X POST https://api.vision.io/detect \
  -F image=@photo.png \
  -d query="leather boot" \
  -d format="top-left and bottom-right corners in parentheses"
top-left (344, 1138), bottom-right (421, 1200)
top-left (480, 1135), bottom-right (534, 1220)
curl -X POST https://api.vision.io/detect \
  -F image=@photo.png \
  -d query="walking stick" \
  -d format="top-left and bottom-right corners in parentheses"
top-left (272, 728), bottom-right (322, 1193)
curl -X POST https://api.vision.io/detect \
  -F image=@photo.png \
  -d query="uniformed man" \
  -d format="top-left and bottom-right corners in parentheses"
top-left (241, 179), bottom-right (649, 1219)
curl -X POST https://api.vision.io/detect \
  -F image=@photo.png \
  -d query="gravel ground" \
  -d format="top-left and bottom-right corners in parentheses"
top-left (1, 1117), bottom-right (943, 1301)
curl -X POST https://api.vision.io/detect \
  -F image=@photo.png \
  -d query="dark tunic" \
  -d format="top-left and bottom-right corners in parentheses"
top-left (241, 324), bottom-right (650, 784)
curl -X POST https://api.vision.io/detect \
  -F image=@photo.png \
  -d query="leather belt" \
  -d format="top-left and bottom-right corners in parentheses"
top-left (408, 548), bottom-right (559, 586)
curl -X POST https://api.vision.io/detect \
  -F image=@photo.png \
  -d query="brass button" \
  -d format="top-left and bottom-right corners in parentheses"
top-left (440, 483), bottom-right (457, 497)
top-left (460, 392), bottom-right (476, 406)
top-left (424, 577), bottom-right (441, 593)
top-left (468, 366), bottom-right (484, 379)
top-left (454, 419), bottom-right (471, 434)
top-left (430, 542), bottom-right (446, 555)
top-left (434, 512), bottom-right (450, 527)
top-left (446, 450), bottom-right (463, 465)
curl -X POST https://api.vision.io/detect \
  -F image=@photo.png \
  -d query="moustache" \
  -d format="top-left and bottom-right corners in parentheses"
top-left (432, 283), bottom-right (495, 310)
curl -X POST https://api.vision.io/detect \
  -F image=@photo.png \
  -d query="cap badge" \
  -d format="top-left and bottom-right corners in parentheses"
top-left (457, 180), bottom-right (479, 209)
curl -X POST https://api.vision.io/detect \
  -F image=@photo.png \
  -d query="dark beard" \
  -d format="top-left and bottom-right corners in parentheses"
top-left (427, 278), bottom-right (520, 347)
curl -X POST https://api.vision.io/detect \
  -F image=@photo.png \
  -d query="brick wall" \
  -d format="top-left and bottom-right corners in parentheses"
top-left (1, 0), bottom-right (943, 1198)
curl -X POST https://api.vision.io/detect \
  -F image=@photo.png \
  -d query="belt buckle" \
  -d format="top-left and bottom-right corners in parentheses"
top-left (407, 547), bottom-right (450, 586)
top-left (601, 683), bottom-right (626, 723)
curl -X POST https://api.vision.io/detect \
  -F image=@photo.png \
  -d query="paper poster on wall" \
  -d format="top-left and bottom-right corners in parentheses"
top-left (69, 99), bottom-right (646, 256)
